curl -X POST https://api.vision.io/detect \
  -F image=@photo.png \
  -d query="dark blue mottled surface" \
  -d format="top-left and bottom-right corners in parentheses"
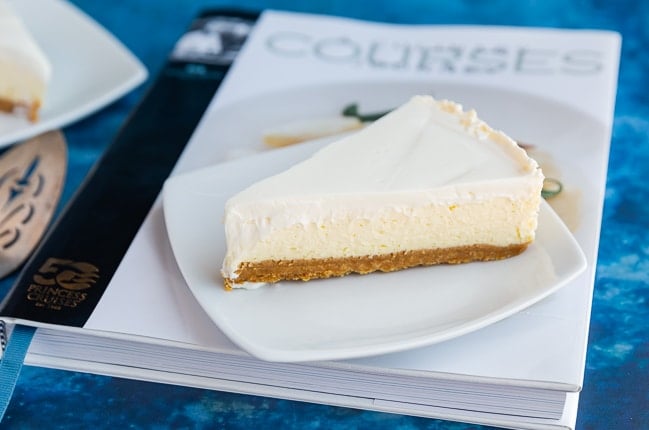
top-left (1, 0), bottom-right (648, 429)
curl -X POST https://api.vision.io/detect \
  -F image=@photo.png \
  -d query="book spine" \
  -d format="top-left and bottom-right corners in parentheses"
top-left (0, 10), bottom-right (259, 327)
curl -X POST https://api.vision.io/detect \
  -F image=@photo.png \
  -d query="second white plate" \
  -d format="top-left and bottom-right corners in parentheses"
top-left (1, 0), bottom-right (147, 147)
top-left (163, 139), bottom-right (587, 363)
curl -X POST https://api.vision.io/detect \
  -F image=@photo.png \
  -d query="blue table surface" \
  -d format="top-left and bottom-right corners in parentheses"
top-left (1, 0), bottom-right (648, 429)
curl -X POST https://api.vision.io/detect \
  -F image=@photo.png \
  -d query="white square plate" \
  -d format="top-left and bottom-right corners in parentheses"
top-left (163, 136), bottom-right (587, 362)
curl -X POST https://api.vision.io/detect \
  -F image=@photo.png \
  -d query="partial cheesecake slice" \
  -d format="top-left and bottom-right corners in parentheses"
top-left (222, 95), bottom-right (544, 289)
top-left (0, 1), bottom-right (51, 122)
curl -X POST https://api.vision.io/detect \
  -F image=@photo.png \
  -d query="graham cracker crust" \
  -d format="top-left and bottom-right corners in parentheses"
top-left (0, 98), bottom-right (40, 122)
top-left (224, 242), bottom-right (529, 289)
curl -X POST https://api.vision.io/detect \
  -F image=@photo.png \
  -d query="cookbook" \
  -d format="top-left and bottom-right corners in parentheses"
top-left (0, 9), bottom-right (620, 430)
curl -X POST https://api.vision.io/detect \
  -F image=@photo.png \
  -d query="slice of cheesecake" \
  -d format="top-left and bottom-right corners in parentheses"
top-left (222, 95), bottom-right (544, 289)
top-left (0, 1), bottom-right (51, 122)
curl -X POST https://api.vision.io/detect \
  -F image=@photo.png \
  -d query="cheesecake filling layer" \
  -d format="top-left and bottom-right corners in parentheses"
top-left (222, 191), bottom-right (541, 278)
top-left (222, 96), bottom-right (544, 288)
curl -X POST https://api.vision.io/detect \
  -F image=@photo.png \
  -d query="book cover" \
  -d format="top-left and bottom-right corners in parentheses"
top-left (0, 10), bottom-right (620, 430)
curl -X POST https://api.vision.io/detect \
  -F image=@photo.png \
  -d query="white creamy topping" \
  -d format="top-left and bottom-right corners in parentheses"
top-left (222, 96), bottom-right (544, 285)
top-left (234, 96), bottom-right (534, 198)
top-left (0, 1), bottom-right (52, 101)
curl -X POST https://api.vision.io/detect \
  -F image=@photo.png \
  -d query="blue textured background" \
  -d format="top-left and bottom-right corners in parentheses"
top-left (1, 0), bottom-right (648, 429)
